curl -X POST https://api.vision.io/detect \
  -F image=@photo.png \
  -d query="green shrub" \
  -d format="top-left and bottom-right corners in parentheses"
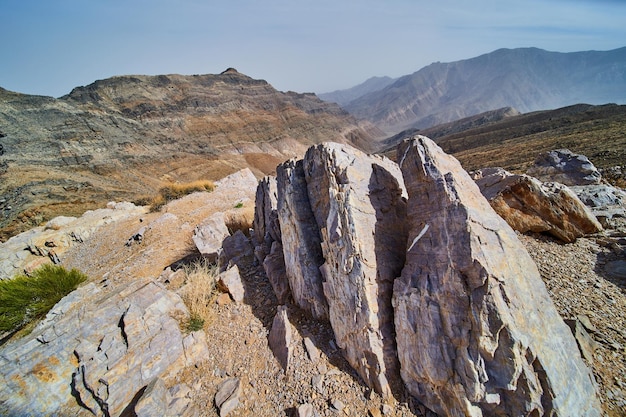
top-left (186, 314), bottom-right (205, 332)
top-left (0, 264), bottom-right (88, 333)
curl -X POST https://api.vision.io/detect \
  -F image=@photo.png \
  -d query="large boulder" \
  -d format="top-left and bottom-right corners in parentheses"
top-left (570, 183), bottom-right (626, 227)
top-left (526, 148), bottom-right (602, 186)
top-left (393, 136), bottom-right (600, 416)
top-left (472, 167), bottom-right (602, 242)
top-left (276, 159), bottom-right (328, 320)
top-left (301, 142), bottom-right (408, 397)
top-left (0, 278), bottom-right (208, 417)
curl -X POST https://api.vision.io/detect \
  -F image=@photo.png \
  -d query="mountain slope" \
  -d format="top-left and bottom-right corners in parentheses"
top-left (382, 103), bottom-right (626, 182)
top-left (345, 47), bottom-right (626, 134)
top-left (318, 76), bottom-right (396, 106)
top-left (0, 69), bottom-right (381, 241)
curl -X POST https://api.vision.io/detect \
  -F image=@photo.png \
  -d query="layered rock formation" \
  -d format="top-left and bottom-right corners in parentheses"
top-left (472, 167), bottom-right (602, 243)
top-left (0, 70), bottom-right (381, 241)
top-left (393, 136), bottom-right (600, 416)
top-left (255, 137), bottom-right (602, 415)
top-left (0, 278), bottom-right (207, 417)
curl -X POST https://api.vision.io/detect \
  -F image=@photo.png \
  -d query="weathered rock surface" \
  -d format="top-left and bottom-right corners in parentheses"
top-left (219, 230), bottom-right (254, 270)
top-left (192, 212), bottom-right (230, 261)
top-left (0, 278), bottom-right (208, 417)
top-left (393, 136), bottom-right (600, 416)
top-left (472, 167), bottom-right (602, 242)
top-left (214, 377), bottom-right (241, 417)
top-left (527, 148), bottom-right (602, 186)
top-left (571, 183), bottom-right (626, 227)
top-left (253, 176), bottom-right (290, 302)
top-left (218, 264), bottom-right (245, 303)
top-left (268, 305), bottom-right (297, 371)
top-left (302, 142), bottom-right (408, 397)
top-left (276, 159), bottom-right (328, 319)
top-left (0, 201), bottom-right (146, 280)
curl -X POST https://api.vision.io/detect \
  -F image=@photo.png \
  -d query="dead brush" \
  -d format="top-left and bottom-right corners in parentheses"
top-left (149, 180), bottom-right (215, 212)
top-left (178, 258), bottom-right (219, 332)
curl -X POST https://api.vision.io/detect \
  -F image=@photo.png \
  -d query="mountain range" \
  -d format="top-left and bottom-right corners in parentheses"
top-left (322, 47), bottom-right (626, 134)
top-left (0, 69), bottom-right (378, 240)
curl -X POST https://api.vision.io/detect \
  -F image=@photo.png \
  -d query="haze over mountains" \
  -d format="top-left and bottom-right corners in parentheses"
top-left (321, 47), bottom-right (626, 134)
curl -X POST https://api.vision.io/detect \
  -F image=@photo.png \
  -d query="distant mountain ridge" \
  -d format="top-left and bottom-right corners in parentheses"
top-left (0, 69), bottom-right (380, 240)
top-left (333, 47), bottom-right (626, 134)
top-left (318, 76), bottom-right (396, 106)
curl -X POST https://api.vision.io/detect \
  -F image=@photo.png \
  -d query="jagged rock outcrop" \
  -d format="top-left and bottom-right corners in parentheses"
top-left (392, 136), bottom-right (600, 416)
top-left (0, 278), bottom-right (208, 417)
top-left (276, 159), bottom-right (328, 320)
top-left (268, 306), bottom-right (298, 372)
top-left (252, 176), bottom-right (290, 303)
top-left (302, 143), bottom-right (408, 398)
top-left (527, 148), bottom-right (602, 186)
top-left (472, 167), bottom-right (602, 242)
top-left (270, 143), bottom-right (409, 396)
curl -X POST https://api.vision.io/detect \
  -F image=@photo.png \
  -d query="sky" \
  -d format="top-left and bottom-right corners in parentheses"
top-left (1, 0), bottom-right (625, 98)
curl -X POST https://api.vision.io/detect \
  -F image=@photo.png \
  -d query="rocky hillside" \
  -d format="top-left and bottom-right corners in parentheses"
top-left (318, 76), bottom-right (397, 107)
top-left (1, 139), bottom-right (624, 416)
top-left (341, 47), bottom-right (626, 134)
top-left (0, 69), bottom-right (381, 241)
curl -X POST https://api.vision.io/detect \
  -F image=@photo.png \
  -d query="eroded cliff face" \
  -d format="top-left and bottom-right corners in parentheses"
top-left (0, 70), bottom-right (381, 241)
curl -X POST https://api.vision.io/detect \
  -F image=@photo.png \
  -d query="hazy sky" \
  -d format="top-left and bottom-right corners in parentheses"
top-left (1, 0), bottom-right (625, 97)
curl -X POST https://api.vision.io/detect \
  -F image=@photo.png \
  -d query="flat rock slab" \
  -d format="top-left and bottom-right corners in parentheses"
top-left (0, 278), bottom-right (208, 417)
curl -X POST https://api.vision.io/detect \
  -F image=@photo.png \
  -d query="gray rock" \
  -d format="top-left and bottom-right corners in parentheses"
top-left (214, 377), bottom-right (241, 417)
top-left (268, 306), bottom-right (295, 371)
top-left (605, 260), bottom-right (626, 279)
top-left (303, 142), bottom-right (407, 398)
top-left (253, 176), bottom-right (280, 253)
top-left (219, 230), bottom-right (253, 270)
top-left (135, 378), bottom-right (169, 417)
top-left (472, 167), bottom-right (602, 242)
top-left (571, 184), bottom-right (626, 226)
top-left (263, 241), bottom-right (290, 303)
top-left (526, 148), bottom-right (602, 186)
top-left (297, 403), bottom-right (317, 417)
top-left (192, 212), bottom-right (230, 262)
top-left (218, 264), bottom-right (245, 303)
top-left (276, 158), bottom-right (328, 320)
top-left (393, 136), bottom-right (601, 416)
top-left (303, 336), bottom-right (320, 363)
top-left (0, 279), bottom-right (208, 417)
top-left (565, 318), bottom-right (598, 364)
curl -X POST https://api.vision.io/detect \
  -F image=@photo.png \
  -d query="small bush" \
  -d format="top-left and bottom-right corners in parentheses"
top-left (150, 180), bottom-right (215, 212)
top-left (0, 264), bottom-right (88, 333)
top-left (234, 201), bottom-right (244, 209)
top-left (178, 258), bottom-right (219, 331)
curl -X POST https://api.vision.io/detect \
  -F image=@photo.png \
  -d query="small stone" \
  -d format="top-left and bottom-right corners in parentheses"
top-left (303, 337), bottom-right (320, 363)
top-left (330, 399), bottom-right (344, 412)
top-left (382, 404), bottom-right (393, 415)
top-left (297, 403), bottom-right (316, 417)
top-left (214, 378), bottom-right (241, 417)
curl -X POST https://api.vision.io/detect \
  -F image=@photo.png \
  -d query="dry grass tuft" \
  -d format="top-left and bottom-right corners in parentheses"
top-left (149, 180), bottom-right (215, 212)
top-left (178, 258), bottom-right (219, 331)
top-left (224, 204), bottom-right (255, 236)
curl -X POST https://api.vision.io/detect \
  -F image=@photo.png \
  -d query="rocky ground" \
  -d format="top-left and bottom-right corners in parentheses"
top-left (163, 232), bottom-right (625, 417)
top-left (3, 171), bottom-right (624, 416)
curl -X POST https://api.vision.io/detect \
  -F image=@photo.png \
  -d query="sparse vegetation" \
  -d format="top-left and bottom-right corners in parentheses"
top-left (179, 258), bottom-right (219, 332)
top-left (234, 201), bottom-right (244, 208)
top-left (224, 207), bottom-right (254, 236)
top-left (149, 180), bottom-right (215, 212)
top-left (0, 264), bottom-right (88, 333)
